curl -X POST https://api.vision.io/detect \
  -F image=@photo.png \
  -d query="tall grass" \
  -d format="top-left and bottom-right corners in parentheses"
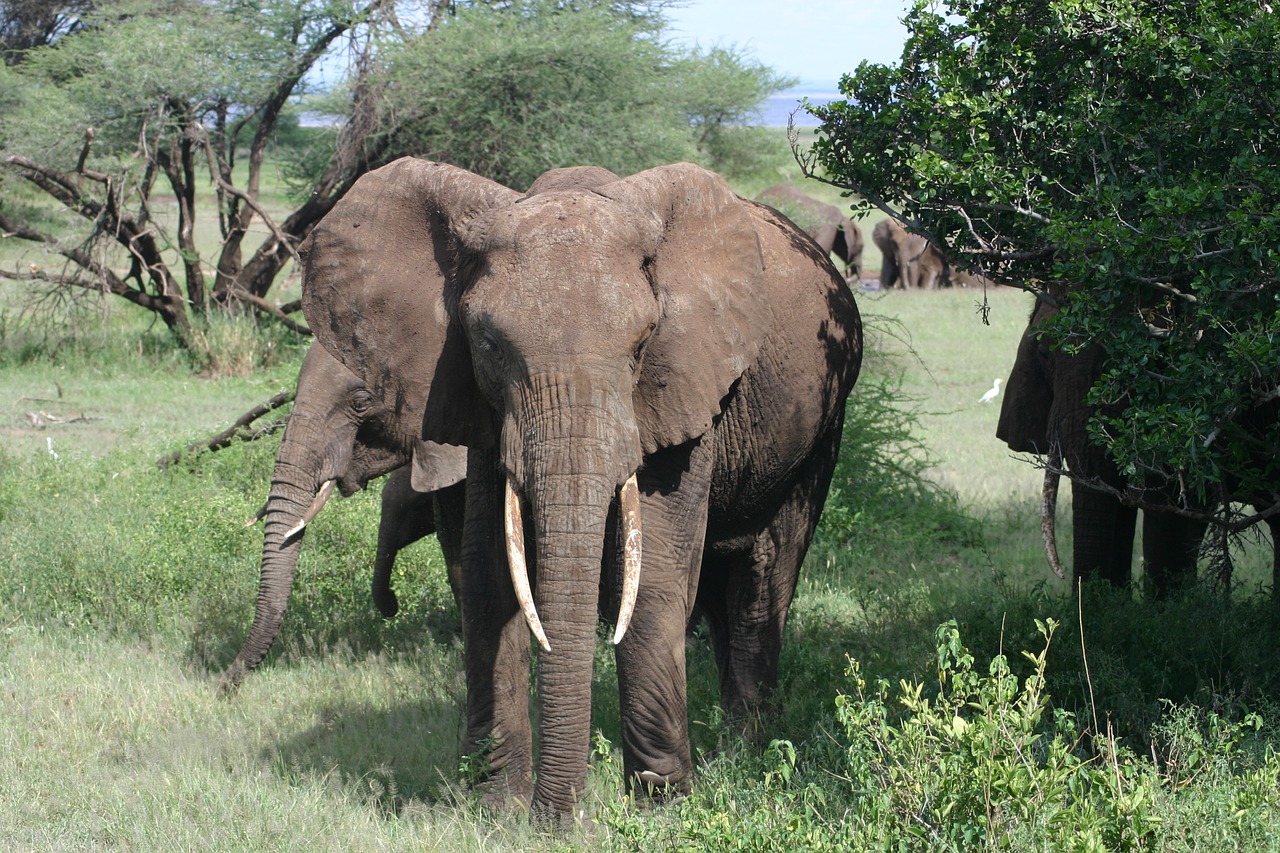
top-left (2, 243), bottom-right (1279, 845)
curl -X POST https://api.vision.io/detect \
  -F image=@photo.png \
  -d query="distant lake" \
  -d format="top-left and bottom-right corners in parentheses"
top-left (760, 92), bottom-right (843, 128)
top-left (299, 92), bottom-right (847, 131)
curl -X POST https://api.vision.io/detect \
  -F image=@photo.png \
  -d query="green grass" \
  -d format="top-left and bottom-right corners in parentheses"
top-left (3, 197), bottom-right (1280, 846)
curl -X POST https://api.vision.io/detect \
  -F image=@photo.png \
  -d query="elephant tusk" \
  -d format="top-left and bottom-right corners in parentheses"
top-left (612, 473), bottom-right (642, 645)
top-left (505, 476), bottom-right (551, 653)
top-left (244, 501), bottom-right (267, 528)
top-left (283, 479), bottom-right (336, 541)
top-left (1042, 449), bottom-right (1066, 579)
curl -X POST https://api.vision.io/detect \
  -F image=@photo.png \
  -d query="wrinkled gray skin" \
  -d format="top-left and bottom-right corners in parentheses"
top-left (996, 292), bottom-right (1207, 597)
top-left (302, 158), bottom-right (863, 822)
top-left (757, 184), bottom-right (863, 280)
top-left (218, 343), bottom-right (467, 694)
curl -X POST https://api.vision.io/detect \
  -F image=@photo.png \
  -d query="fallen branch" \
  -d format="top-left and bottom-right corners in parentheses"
top-left (25, 410), bottom-right (100, 428)
top-left (157, 390), bottom-right (294, 469)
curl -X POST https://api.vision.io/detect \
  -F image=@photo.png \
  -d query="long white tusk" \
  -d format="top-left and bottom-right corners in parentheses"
top-left (283, 479), bottom-right (335, 541)
top-left (612, 473), bottom-right (642, 645)
top-left (505, 476), bottom-right (551, 653)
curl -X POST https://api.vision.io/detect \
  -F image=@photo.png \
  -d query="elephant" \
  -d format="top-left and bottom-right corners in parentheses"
top-left (996, 291), bottom-right (1208, 597)
top-left (220, 168), bottom-right (630, 693)
top-left (872, 218), bottom-right (947, 289)
top-left (757, 183), bottom-right (863, 281)
top-left (218, 342), bottom-right (468, 694)
top-left (299, 157), bottom-right (863, 821)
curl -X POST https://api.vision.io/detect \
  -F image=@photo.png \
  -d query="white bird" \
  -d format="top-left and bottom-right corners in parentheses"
top-left (979, 378), bottom-right (1002, 403)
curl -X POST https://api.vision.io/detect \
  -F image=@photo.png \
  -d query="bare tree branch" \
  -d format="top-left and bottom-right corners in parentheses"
top-left (156, 390), bottom-right (294, 469)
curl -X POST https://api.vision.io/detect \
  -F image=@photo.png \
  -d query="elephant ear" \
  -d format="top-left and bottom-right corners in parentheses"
top-left (597, 163), bottom-right (770, 454)
top-left (410, 440), bottom-right (467, 493)
top-left (301, 157), bottom-right (520, 449)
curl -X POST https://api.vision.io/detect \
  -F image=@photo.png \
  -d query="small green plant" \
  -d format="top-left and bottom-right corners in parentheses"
top-left (458, 736), bottom-right (497, 788)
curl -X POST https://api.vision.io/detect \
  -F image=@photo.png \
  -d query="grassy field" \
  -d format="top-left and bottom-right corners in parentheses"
top-left (3, 194), bottom-right (1280, 846)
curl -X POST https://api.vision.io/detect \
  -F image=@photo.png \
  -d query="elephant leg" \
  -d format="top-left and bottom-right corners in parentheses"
top-left (458, 448), bottom-right (533, 807)
top-left (433, 480), bottom-right (467, 609)
top-left (1142, 509), bottom-right (1206, 599)
top-left (699, 416), bottom-right (844, 735)
top-left (613, 441), bottom-right (715, 801)
top-left (373, 466), bottom-right (438, 618)
top-left (1071, 482), bottom-right (1137, 587)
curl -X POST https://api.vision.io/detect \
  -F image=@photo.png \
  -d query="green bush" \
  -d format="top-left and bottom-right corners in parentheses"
top-left (597, 620), bottom-right (1280, 850)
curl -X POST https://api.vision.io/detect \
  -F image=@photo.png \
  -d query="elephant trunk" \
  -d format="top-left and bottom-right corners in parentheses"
top-left (527, 465), bottom-right (613, 820)
top-left (219, 450), bottom-right (333, 696)
top-left (515, 388), bottom-right (640, 821)
top-left (1042, 448), bottom-right (1065, 579)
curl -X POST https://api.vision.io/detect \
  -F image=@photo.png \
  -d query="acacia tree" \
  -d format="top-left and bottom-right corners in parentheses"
top-left (0, 0), bottom-right (407, 348)
top-left (0, 0), bottom-right (92, 63)
top-left (802, 0), bottom-right (1280, 530)
top-left (0, 0), bottom-right (788, 353)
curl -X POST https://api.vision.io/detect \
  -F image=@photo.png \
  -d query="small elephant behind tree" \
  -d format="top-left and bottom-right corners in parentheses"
top-left (872, 218), bottom-right (947, 289)
top-left (757, 183), bottom-right (863, 281)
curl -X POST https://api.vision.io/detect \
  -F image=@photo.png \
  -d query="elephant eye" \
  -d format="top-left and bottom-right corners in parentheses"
top-left (350, 389), bottom-right (375, 415)
top-left (473, 326), bottom-right (502, 356)
top-left (631, 323), bottom-right (656, 368)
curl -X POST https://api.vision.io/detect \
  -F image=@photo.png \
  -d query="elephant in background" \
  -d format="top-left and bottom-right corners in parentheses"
top-left (302, 158), bottom-right (863, 821)
top-left (873, 218), bottom-right (946, 289)
top-left (996, 291), bottom-right (1207, 597)
top-left (219, 342), bottom-right (468, 694)
top-left (757, 183), bottom-right (863, 281)
top-left (872, 218), bottom-right (997, 290)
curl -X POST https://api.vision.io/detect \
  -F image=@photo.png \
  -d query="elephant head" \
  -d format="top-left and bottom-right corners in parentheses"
top-left (297, 158), bottom-right (860, 820)
top-left (218, 342), bottom-right (467, 694)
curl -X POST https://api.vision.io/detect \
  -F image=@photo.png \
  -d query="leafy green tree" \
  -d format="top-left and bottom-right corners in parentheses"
top-left (803, 0), bottom-right (1280, 530)
top-left (358, 0), bottom-right (791, 190)
top-left (0, 0), bottom-right (91, 64)
top-left (673, 44), bottom-right (796, 178)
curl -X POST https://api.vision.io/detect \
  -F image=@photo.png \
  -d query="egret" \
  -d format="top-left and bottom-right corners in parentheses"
top-left (979, 378), bottom-right (1002, 403)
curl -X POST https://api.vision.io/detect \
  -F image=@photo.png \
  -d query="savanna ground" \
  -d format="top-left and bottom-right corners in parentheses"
top-left (2, 145), bottom-right (1280, 850)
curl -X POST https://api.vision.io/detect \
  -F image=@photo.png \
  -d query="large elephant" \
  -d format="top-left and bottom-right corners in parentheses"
top-left (218, 343), bottom-right (468, 694)
top-left (757, 183), bottom-right (863, 281)
top-left (996, 292), bottom-right (1207, 596)
top-left (300, 158), bottom-right (863, 821)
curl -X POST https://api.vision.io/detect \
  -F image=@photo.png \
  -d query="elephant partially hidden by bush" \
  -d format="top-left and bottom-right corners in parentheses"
top-left (996, 290), bottom-right (1279, 597)
top-left (757, 183), bottom-right (863, 281)
top-left (299, 158), bottom-right (863, 822)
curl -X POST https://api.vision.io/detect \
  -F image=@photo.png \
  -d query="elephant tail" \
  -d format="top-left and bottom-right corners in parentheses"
top-left (1042, 447), bottom-right (1066, 579)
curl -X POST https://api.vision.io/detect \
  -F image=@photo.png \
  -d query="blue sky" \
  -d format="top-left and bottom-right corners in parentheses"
top-left (663, 0), bottom-right (911, 92)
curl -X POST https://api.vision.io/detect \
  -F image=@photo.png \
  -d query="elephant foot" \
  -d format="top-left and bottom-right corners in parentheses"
top-left (474, 773), bottom-right (532, 815)
top-left (624, 765), bottom-right (692, 806)
top-left (465, 736), bottom-right (533, 813)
